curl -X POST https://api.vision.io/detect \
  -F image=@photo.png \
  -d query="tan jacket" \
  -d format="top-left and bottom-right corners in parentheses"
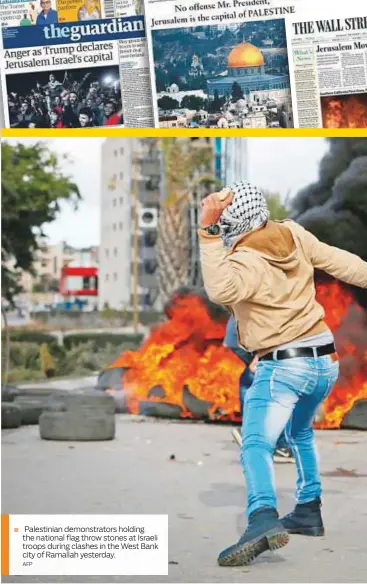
top-left (199, 220), bottom-right (367, 355)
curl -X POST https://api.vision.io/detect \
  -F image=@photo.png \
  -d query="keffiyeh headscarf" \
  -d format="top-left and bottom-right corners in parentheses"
top-left (220, 181), bottom-right (270, 249)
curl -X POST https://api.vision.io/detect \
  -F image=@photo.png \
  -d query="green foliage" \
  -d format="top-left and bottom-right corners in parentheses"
top-left (2, 330), bottom-right (58, 345)
top-left (6, 336), bottom-right (137, 382)
top-left (157, 96), bottom-right (180, 111)
top-left (55, 341), bottom-right (123, 377)
top-left (40, 343), bottom-right (56, 376)
top-left (9, 342), bottom-right (41, 370)
top-left (63, 333), bottom-right (144, 351)
top-left (263, 190), bottom-right (290, 221)
top-left (231, 82), bottom-right (244, 102)
top-left (1, 142), bottom-right (81, 304)
top-left (8, 367), bottom-right (45, 383)
top-left (180, 95), bottom-right (207, 111)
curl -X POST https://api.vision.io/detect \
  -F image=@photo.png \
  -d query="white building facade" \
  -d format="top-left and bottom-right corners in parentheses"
top-left (221, 138), bottom-right (248, 185)
top-left (99, 138), bottom-right (161, 311)
top-left (99, 138), bottom-right (133, 310)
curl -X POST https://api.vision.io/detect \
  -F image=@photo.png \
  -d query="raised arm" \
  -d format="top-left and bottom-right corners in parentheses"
top-left (290, 221), bottom-right (367, 288)
top-left (199, 231), bottom-right (262, 305)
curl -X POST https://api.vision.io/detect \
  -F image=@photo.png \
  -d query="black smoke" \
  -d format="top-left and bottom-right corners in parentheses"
top-left (291, 138), bottom-right (367, 307)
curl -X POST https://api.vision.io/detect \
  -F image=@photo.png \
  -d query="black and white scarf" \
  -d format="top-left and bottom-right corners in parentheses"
top-left (219, 181), bottom-right (269, 249)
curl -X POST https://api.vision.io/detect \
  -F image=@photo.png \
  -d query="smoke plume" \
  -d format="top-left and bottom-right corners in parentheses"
top-left (291, 138), bottom-right (367, 306)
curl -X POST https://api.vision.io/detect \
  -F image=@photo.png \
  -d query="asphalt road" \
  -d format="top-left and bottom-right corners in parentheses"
top-left (2, 417), bottom-right (367, 583)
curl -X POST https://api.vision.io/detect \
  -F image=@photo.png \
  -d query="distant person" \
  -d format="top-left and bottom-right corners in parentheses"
top-left (20, 13), bottom-right (32, 25)
top-left (11, 102), bottom-right (33, 127)
top-left (49, 109), bottom-right (63, 128)
top-left (77, 0), bottom-right (101, 20)
top-left (78, 107), bottom-right (95, 127)
top-left (44, 73), bottom-right (63, 98)
top-left (36, 0), bottom-right (58, 25)
top-left (28, 3), bottom-right (38, 23)
top-left (102, 101), bottom-right (116, 125)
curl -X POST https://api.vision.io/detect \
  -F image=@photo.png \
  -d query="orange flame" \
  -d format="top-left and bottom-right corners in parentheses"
top-left (111, 283), bottom-right (366, 428)
top-left (321, 95), bottom-right (367, 128)
top-left (315, 282), bottom-right (367, 428)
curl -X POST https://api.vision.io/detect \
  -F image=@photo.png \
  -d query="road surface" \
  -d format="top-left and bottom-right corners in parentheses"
top-left (2, 418), bottom-right (367, 583)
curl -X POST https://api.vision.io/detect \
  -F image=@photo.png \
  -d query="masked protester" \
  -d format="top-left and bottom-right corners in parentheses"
top-left (199, 181), bottom-right (367, 567)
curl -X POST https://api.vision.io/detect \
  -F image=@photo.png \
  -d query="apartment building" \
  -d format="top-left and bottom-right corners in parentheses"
top-left (99, 138), bottom-right (160, 310)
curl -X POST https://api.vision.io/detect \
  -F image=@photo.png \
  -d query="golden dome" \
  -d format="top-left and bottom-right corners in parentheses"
top-left (227, 42), bottom-right (264, 68)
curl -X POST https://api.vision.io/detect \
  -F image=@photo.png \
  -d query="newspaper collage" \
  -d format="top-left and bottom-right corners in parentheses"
top-left (0, 0), bottom-right (366, 128)
top-left (0, 0), bottom-right (152, 127)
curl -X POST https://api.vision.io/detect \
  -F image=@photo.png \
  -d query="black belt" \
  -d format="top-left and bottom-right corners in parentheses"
top-left (259, 342), bottom-right (336, 362)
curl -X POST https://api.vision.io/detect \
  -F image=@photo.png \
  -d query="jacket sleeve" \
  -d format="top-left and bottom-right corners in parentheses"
top-left (198, 230), bottom-right (262, 305)
top-left (291, 221), bottom-right (367, 288)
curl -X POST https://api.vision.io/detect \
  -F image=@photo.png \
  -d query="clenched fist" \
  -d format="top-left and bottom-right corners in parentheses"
top-left (199, 189), bottom-right (233, 228)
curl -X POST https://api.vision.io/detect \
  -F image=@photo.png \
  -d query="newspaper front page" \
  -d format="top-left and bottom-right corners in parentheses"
top-left (0, 0), bottom-right (143, 29)
top-left (287, 13), bottom-right (367, 128)
top-left (1, 16), bottom-right (154, 127)
top-left (144, 0), bottom-right (364, 128)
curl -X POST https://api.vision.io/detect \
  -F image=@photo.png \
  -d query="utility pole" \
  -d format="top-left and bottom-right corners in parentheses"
top-left (132, 147), bottom-right (139, 334)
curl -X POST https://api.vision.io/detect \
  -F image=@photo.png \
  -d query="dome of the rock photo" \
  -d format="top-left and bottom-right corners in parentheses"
top-left (227, 42), bottom-right (265, 68)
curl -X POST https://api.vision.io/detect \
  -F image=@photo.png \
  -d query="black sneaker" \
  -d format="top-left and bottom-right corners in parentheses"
top-left (274, 447), bottom-right (295, 463)
top-left (281, 497), bottom-right (324, 536)
top-left (218, 507), bottom-right (289, 566)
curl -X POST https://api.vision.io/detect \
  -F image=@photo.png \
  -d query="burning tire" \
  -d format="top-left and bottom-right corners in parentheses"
top-left (39, 411), bottom-right (115, 441)
top-left (104, 389), bottom-right (128, 414)
top-left (1, 403), bottom-right (22, 429)
top-left (341, 399), bottom-right (367, 430)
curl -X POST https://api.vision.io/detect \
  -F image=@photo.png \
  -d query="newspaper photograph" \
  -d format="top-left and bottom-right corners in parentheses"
top-left (1, 16), bottom-right (154, 128)
top-left (0, 0), bottom-right (143, 29)
top-left (287, 13), bottom-right (367, 128)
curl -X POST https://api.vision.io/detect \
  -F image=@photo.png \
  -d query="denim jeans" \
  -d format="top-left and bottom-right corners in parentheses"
top-left (224, 317), bottom-right (287, 446)
top-left (241, 355), bottom-right (339, 516)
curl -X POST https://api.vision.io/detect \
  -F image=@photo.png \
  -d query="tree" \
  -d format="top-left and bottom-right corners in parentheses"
top-left (32, 275), bottom-right (60, 293)
top-left (157, 139), bottom-right (221, 302)
top-left (231, 82), bottom-right (244, 103)
top-left (208, 90), bottom-right (226, 114)
top-left (157, 96), bottom-right (180, 111)
top-left (181, 95), bottom-right (207, 111)
top-left (1, 142), bottom-right (81, 305)
top-left (263, 189), bottom-right (290, 220)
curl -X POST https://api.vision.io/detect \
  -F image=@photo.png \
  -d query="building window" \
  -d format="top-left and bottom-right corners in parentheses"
top-left (114, 150), bottom-right (118, 157)
top-left (119, 172), bottom-right (123, 180)
top-left (53, 257), bottom-right (57, 275)
top-left (113, 199), bottom-right (116, 207)
top-left (114, 248), bottom-right (118, 257)
top-left (113, 273), bottom-right (118, 281)
top-left (105, 249), bottom-right (109, 258)
top-left (120, 148), bottom-right (124, 155)
top-left (105, 274), bottom-right (109, 281)
top-left (119, 222), bottom-right (123, 230)
top-left (119, 197), bottom-right (123, 205)
top-left (113, 223), bottom-right (116, 231)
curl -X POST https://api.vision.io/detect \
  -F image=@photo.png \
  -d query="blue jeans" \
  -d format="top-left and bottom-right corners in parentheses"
top-left (241, 355), bottom-right (339, 516)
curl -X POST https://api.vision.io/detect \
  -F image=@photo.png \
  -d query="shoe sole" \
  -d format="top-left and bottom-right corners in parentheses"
top-left (273, 455), bottom-right (296, 464)
top-left (232, 429), bottom-right (242, 447)
top-left (285, 526), bottom-right (325, 536)
top-left (218, 528), bottom-right (290, 567)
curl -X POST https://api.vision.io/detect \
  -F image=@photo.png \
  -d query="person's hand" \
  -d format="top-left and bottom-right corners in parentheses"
top-left (199, 189), bottom-right (233, 228)
top-left (249, 355), bottom-right (259, 373)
